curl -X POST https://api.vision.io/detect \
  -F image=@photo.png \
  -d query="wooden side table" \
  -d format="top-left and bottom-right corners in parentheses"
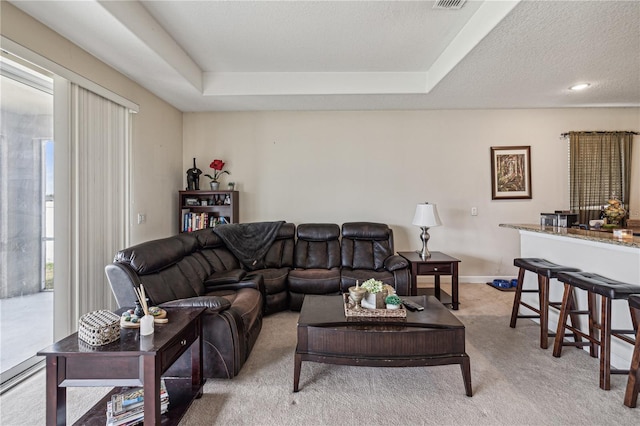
top-left (37, 307), bottom-right (205, 426)
top-left (398, 251), bottom-right (461, 310)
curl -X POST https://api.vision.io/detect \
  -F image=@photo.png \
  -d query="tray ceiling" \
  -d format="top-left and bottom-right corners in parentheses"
top-left (8, 0), bottom-right (640, 112)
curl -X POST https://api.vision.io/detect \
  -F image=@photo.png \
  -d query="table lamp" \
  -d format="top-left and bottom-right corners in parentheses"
top-left (412, 202), bottom-right (442, 258)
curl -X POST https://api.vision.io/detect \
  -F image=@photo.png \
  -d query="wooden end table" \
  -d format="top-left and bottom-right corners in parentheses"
top-left (398, 251), bottom-right (461, 310)
top-left (37, 307), bottom-right (205, 426)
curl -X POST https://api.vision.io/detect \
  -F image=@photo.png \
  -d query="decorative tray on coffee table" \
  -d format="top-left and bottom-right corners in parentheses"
top-left (343, 294), bottom-right (407, 318)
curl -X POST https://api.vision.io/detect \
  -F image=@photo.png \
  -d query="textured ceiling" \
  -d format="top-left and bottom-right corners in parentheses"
top-left (7, 0), bottom-right (640, 112)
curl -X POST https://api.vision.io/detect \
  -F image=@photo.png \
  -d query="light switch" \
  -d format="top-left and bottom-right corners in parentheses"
top-left (471, 207), bottom-right (478, 216)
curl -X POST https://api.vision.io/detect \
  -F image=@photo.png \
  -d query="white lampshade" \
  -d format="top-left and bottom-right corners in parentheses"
top-left (412, 203), bottom-right (442, 227)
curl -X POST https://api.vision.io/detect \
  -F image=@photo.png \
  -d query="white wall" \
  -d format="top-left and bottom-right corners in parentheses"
top-left (1, 2), bottom-right (183, 245)
top-left (183, 108), bottom-right (640, 280)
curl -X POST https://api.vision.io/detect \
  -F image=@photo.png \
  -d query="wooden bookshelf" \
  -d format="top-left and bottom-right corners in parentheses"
top-left (178, 190), bottom-right (239, 233)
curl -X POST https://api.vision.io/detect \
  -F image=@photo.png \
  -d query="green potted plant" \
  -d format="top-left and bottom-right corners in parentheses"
top-left (385, 294), bottom-right (402, 310)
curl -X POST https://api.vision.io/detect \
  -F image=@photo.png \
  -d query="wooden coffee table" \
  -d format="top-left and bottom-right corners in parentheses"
top-left (37, 307), bottom-right (205, 425)
top-left (294, 295), bottom-right (472, 396)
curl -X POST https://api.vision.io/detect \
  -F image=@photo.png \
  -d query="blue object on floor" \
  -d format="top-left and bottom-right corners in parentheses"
top-left (511, 279), bottom-right (519, 287)
top-left (492, 279), bottom-right (511, 289)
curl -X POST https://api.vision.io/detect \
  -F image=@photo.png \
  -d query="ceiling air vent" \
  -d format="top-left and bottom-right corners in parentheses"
top-left (433, 0), bottom-right (466, 10)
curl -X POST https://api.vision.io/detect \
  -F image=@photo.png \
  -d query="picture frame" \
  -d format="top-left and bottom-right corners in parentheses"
top-left (490, 146), bottom-right (532, 200)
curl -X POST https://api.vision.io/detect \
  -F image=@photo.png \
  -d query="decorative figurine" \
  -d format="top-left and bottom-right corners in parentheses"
top-left (349, 280), bottom-right (366, 310)
top-left (186, 158), bottom-right (202, 190)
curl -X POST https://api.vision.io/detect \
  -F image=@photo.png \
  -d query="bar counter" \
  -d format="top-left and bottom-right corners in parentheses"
top-left (499, 223), bottom-right (640, 249)
top-left (500, 223), bottom-right (639, 369)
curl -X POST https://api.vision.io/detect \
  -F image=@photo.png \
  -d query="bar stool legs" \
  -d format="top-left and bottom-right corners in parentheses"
top-left (509, 267), bottom-right (526, 328)
top-left (552, 284), bottom-right (598, 359)
top-left (624, 295), bottom-right (640, 408)
top-left (510, 261), bottom-right (581, 349)
top-left (553, 272), bottom-right (640, 392)
top-left (625, 337), bottom-right (640, 407)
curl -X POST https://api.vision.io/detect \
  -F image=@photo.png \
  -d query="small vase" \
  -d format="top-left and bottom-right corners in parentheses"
top-left (364, 291), bottom-right (387, 309)
top-left (140, 314), bottom-right (154, 336)
top-left (210, 181), bottom-right (220, 190)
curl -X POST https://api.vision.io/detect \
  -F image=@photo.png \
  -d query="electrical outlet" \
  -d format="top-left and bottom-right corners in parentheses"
top-left (137, 213), bottom-right (146, 224)
top-left (471, 207), bottom-right (478, 216)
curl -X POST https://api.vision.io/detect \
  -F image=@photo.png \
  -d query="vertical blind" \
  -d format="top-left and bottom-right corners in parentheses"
top-left (69, 84), bottom-right (130, 319)
top-left (569, 131), bottom-right (633, 224)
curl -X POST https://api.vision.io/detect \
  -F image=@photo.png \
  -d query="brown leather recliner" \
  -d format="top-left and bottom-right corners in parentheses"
top-left (287, 223), bottom-right (342, 310)
top-left (105, 232), bottom-right (263, 379)
top-left (340, 222), bottom-right (410, 295)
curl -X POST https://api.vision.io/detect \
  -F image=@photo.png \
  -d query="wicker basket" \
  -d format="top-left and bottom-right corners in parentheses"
top-left (78, 310), bottom-right (121, 346)
top-left (343, 294), bottom-right (407, 318)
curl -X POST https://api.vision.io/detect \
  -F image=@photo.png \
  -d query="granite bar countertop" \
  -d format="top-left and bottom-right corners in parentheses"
top-left (499, 224), bottom-right (640, 249)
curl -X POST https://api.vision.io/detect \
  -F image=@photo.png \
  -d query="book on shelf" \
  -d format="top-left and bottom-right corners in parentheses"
top-left (106, 379), bottom-right (169, 426)
top-left (182, 212), bottom-right (232, 232)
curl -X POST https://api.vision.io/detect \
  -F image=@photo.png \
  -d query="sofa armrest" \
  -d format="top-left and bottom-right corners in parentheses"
top-left (204, 272), bottom-right (264, 294)
top-left (384, 255), bottom-right (409, 272)
top-left (205, 269), bottom-right (247, 287)
top-left (160, 296), bottom-right (231, 314)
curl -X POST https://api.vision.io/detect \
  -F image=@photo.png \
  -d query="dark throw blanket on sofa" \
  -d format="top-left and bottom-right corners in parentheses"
top-left (213, 221), bottom-right (284, 270)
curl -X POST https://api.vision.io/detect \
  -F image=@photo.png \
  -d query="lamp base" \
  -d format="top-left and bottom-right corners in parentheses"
top-left (415, 249), bottom-right (432, 259)
top-left (416, 226), bottom-right (432, 259)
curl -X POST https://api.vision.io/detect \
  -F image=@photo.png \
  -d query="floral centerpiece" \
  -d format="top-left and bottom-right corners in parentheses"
top-left (361, 278), bottom-right (387, 309)
top-left (361, 278), bottom-right (384, 294)
top-left (204, 159), bottom-right (230, 190)
top-left (603, 197), bottom-right (626, 227)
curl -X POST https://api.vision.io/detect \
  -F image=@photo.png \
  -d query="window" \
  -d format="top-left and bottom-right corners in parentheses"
top-left (568, 131), bottom-right (634, 224)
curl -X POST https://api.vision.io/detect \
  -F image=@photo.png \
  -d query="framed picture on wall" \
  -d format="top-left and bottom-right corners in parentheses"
top-left (490, 146), bottom-right (532, 200)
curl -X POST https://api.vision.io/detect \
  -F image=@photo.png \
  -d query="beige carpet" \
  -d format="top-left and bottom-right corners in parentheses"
top-left (1, 284), bottom-right (638, 425)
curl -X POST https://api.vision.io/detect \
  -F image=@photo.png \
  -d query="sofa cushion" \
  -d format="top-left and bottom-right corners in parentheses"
top-left (262, 222), bottom-right (295, 269)
top-left (255, 268), bottom-right (289, 294)
top-left (297, 223), bottom-right (340, 241)
top-left (294, 223), bottom-right (341, 269)
top-left (288, 268), bottom-right (341, 294)
top-left (341, 222), bottom-right (394, 271)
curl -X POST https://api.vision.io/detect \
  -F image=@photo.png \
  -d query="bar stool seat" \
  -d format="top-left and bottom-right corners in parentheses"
top-left (624, 294), bottom-right (640, 408)
top-left (553, 271), bottom-right (640, 390)
top-left (510, 258), bottom-right (581, 349)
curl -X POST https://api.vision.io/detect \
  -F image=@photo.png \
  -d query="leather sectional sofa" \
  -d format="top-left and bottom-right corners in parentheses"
top-left (105, 221), bottom-right (410, 378)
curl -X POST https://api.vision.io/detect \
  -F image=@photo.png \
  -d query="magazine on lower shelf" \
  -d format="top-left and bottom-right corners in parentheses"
top-left (106, 379), bottom-right (169, 426)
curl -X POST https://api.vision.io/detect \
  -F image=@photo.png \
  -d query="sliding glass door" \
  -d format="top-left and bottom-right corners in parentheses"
top-left (0, 55), bottom-right (54, 390)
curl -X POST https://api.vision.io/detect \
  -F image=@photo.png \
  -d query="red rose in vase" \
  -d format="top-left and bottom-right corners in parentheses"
top-left (204, 159), bottom-right (230, 182)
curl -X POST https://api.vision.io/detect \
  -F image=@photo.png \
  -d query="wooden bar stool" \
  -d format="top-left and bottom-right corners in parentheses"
top-left (624, 294), bottom-right (640, 408)
top-left (552, 271), bottom-right (640, 390)
top-left (510, 258), bottom-right (581, 349)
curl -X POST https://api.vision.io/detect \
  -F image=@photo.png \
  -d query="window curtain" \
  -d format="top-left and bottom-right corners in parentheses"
top-left (68, 84), bottom-right (130, 319)
top-left (569, 131), bottom-right (633, 224)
